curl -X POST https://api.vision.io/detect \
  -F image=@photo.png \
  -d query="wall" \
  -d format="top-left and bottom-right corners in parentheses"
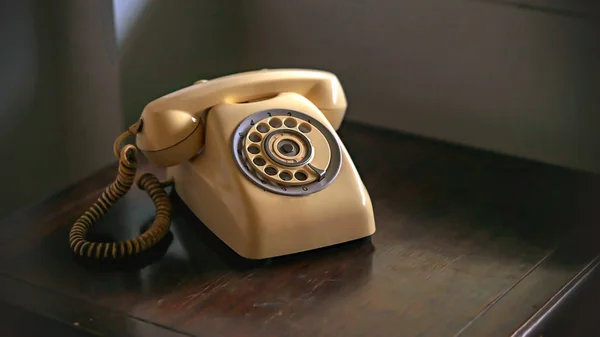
top-left (2, 0), bottom-right (597, 219)
top-left (239, 0), bottom-right (600, 173)
top-left (0, 0), bottom-right (123, 219)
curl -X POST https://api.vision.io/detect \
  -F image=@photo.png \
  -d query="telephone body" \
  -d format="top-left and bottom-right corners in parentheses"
top-left (69, 69), bottom-right (375, 260)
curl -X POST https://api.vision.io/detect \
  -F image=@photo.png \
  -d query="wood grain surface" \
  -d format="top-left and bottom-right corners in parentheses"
top-left (0, 122), bottom-right (598, 337)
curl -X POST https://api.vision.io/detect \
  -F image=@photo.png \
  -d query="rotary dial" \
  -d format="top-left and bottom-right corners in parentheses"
top-left (232, 109), bottom-right (342, 196)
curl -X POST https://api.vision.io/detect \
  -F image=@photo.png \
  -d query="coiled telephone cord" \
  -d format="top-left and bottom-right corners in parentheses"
top-left (68, 120), bottom-right (174, 259)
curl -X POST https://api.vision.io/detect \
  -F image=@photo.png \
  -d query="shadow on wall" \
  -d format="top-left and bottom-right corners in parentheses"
top-left (0, 0), bottom-right (246, 219)
top-left (0, 0), bottom-right (122, 219)
top-left (0, 0), bottom-right (68, 219)
top-left (114, 0), bottom-right (246, 127)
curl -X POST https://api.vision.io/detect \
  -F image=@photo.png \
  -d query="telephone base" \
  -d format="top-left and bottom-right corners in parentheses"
top-left (167, 157), bottom-right (376, 260)
top-left (157, 85), bottom-right (376, 260)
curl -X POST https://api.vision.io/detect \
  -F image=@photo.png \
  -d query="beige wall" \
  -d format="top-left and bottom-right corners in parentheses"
top-left (239, 0), bottom-right (600, 173)
top-left (0, 0), bottom-right (123, 219)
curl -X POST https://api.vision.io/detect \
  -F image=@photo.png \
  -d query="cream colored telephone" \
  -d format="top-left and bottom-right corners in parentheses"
top-left (69, 69), bottom-right (375, 261)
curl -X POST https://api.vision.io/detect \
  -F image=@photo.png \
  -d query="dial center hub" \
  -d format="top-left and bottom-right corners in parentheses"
top-left (265, 130), bottom-right (312, 167)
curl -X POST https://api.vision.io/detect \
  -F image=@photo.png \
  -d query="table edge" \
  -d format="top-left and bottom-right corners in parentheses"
top-left (510, 255), bottom-right (600, 336)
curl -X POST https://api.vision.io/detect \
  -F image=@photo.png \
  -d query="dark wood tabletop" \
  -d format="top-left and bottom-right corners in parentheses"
top-left (0, 122), bottom-right (599, 337)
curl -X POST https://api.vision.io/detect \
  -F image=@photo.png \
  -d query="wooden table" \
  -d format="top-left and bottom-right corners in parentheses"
top-left (0, 122), bottom-right (598, 337)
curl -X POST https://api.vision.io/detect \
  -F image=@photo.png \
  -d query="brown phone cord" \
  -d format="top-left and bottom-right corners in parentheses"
top-left (68, 120), bottom-right (174, 259)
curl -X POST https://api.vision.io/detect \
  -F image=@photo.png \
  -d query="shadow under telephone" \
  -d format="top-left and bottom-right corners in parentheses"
top-left (68, 69), bottom-right (376, 261)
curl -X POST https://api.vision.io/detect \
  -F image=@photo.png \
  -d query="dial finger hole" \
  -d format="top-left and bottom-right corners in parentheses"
top-left (269, 118), bottom-right (282, 128)
top-left (256, 123), bottom-right (269, 133)
top-left (298, 123), bottom-right (312, 133)
top-left (264, 166), bottom-right (278, 176)
top-left (294, 171), bottom-right (307, 181)
top-left (279, 171), bottom-right (292, 181)
top-left (247, 145), bottom-right (260, 154)
top-left (249, 132), bottom-right (262, 142)
top-left (253, 157), bottom-right (266, 166)
top-left (284, 118), bottom-right (297, 128)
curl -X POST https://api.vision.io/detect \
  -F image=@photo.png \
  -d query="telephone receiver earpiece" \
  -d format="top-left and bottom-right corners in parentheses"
top-left (134, 69), bottom-right (347, 167)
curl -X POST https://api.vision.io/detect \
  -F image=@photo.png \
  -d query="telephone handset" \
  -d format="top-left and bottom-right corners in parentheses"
top-left (69, 69), bottom-right (376, 260)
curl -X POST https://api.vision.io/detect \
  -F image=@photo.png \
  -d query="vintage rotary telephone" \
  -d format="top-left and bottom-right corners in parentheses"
top-left (69, 69), bottom-right (376, 260)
